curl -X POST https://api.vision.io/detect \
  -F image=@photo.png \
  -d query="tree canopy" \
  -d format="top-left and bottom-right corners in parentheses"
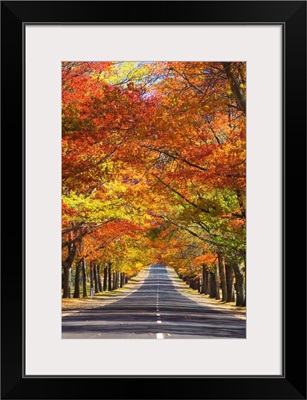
top-left (62, 61), bottom-right (246, 304)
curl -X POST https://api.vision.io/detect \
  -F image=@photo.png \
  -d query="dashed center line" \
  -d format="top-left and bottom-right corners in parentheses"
top-left (156, 266), bottom-right (163, 333)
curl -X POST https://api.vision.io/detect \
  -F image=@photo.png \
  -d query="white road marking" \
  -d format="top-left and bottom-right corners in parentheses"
top-left (155, 265), bottom-right (161, 318)
top-left (156, 333), bottom-right (164, 339)
top-left (154, 266), bottom-right (163, 326)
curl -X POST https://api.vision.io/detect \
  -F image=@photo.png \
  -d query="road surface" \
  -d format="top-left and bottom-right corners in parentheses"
top-left (62, 264), bottom-right (246, 339)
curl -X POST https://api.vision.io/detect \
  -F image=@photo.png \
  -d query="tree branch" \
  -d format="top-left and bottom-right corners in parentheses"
top-left (222, 62), bottom-right (246, 115)
top-left (152, 174), bottom-right (211, 214)
top-left (142, 145), bottom-right (207, 172)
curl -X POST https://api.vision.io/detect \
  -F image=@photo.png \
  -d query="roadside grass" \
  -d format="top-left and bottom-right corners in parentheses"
top-left (62, 297), bottom-right (104, 311)
top-left (183, 287), bottom-right (246, 311)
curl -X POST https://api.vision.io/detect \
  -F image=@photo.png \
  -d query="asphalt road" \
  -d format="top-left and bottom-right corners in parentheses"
top-left (62, 264), bottom-right (246, 339)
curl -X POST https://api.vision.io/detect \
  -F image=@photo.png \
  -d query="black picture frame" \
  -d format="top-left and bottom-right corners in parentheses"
top-left (1, 1), bottom-right (306, 399)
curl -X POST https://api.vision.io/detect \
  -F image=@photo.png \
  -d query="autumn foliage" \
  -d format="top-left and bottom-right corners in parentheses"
top-left (62, 61), bottom-right (246, 305)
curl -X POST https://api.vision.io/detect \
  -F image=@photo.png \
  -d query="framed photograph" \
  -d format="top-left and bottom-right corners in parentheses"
top-left (1, 1), bottom-right (306, 399)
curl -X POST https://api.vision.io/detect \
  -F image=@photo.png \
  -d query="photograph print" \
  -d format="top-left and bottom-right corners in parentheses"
top-left (61, 61), bottom-right (246, 339)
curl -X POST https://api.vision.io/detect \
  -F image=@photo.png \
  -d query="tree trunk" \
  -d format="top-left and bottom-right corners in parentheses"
top-left (222, 62), bottom-right (246, 115)
top-left (233, 264), bottom-right (245, 306)
top-left (62, 233), bottom-right (79, 298)
top-left (108, 263), bottom-right (112, 291)
top-left (204, 267), bottom-right (209, 294)
top-left (218, 253), bottom-right (227, 302)
top-left (209, 271), bottom-right (216, 298)
top-left (114, 272), bottom-right (117, 289)
top-left (120, 272), bottom-right (124, 288)
top-left (73, 261), bottom-right (81, 298)
top-left (201, 265), bottom-right (206, 294)
top-left (82, 258), bottom-right (87, 298)
top-left (215, 262), bottom-right (220, 300)
top-left (97, 265), bottom-right (102, 292)
top-left (62, 266), bottom-right (71, 298)
top-left (112, 272), bottom-right (116, 290)
top-left (94, 264), bottom-right (99, 293)
top-left (90, 263), bottom-right (94, 293)
top-left (225, 263), bottom-right (234, 302)
top-left (62, 240), bottom-right (78, 298)
top-left (103, 266), bottom-right (108, 291)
